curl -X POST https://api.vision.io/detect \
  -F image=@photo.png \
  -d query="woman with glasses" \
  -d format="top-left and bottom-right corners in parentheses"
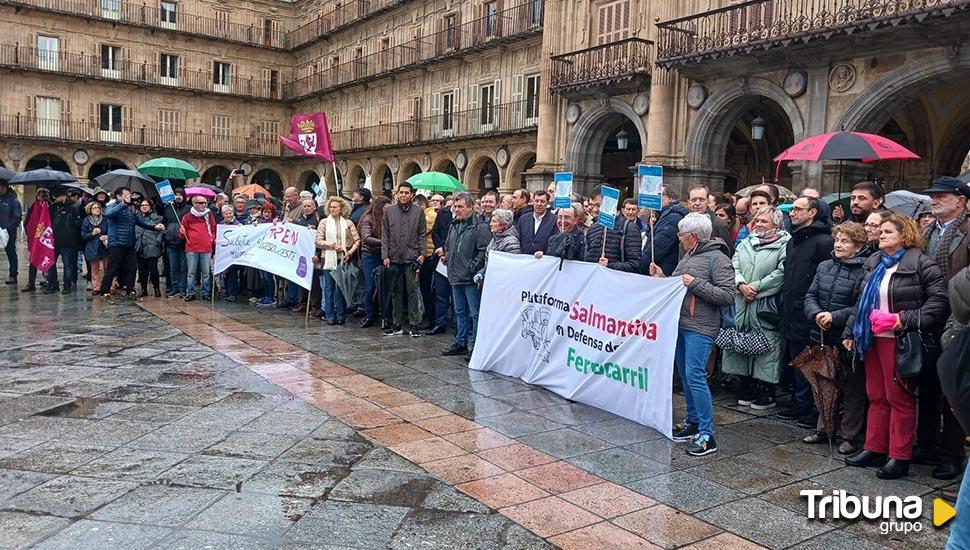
top-left (135, 199), bottom-right (164, 297)
top-left (316, 196), bottom-right (360, 325)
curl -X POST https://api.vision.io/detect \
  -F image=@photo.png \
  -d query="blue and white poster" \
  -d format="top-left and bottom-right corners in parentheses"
top-left (637, 164), bottom-right (663, 210)
top-left (598, 186), bottom-right (620, 230)
top-left (155, 180), bottom-right (176, 204)
top-left (553, 172), bottom-right (573, 209)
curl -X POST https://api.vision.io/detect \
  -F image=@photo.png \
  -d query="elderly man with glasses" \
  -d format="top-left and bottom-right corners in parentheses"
top-left (179, 196), bottom-right (217, 302)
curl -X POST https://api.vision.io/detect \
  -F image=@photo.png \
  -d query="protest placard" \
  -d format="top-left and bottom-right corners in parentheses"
top-left (214, 223), bottom-right (317, 289)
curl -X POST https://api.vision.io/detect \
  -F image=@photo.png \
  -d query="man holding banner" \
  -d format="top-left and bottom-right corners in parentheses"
top-left (584, 187), bottom-right (642, 273)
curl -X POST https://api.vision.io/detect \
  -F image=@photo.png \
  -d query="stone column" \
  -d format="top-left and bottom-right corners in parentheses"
top-left (523, 0), bottom-right (562, 193)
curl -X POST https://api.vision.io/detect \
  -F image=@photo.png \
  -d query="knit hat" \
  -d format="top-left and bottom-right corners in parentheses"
top-left (245, 199), bottom-right (262, 210)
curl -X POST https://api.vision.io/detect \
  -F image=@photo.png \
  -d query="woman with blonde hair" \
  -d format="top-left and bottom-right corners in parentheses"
top-left (316, 196), bottom-right (360, 325)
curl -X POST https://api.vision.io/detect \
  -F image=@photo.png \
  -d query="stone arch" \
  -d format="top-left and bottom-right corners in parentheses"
top-left (684, 77), bottom-right (806, 176)
top-left (399, 160), bottom-right (422, 182)
top-left (298, 170), bottom-right (320, 192)
top-left (564, 98), bottom-right (648, 179)
top-left (372, 162), bottom-right (394, 194)
top-left (251, 168), bottom-right (285, 197)
top-left (505, 149), bottom-right (536, 189)
top-left (465, 153), bottom-right (500, 193)
top-left (432, 156), bottom-right (456, 174)
top-left (345, 163), bottom-right (365, 193)
top-left (87, 157), bottom-right (128, 181)
top-left (25, 153), bottom-right (72, 174)
top-left (836, 49), bottom-right (970, 133)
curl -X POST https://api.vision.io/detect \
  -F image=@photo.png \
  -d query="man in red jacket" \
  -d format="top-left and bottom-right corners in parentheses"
top-left (179, 196), bottom-right (216, 301)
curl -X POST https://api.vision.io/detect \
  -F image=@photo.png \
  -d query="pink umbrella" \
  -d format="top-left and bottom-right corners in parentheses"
top-left (184, 186), bottom-right (216, 198)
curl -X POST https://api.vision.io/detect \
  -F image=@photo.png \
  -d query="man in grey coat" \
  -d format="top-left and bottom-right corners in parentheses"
top-left (650, 213), bottom-right (736, 457)
top-left (440, 191), bottom-right (491, 359)
top-left (381, 182), bottom-right (427, 337)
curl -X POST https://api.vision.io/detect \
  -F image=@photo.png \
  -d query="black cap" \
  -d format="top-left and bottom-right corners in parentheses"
top-left (354, 188), bottom-right (372, 202)
top-left (245, 199), bottom-right (262, 210)
top-left (923, 176), bottom-right (970, 198)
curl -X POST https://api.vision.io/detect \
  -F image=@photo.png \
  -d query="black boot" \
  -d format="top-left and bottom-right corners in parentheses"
top-left (737, 378), bottom-right (757, 406)
top-left (876, 459), bottom-right (910, 479)
top-left (845, 450), bottom-right (887, 468)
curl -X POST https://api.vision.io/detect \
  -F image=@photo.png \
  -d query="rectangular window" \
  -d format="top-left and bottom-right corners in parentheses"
top-left (35, 96), bottom-right (61, 137)
top-left (36, 35), bottom-right (59, 72)
top-left (444, 14), bottom-right (457, 50)
top-left (159, 53), bottom-right (179, 84)
top-left (101, 0), bottom-right (121, 19)
top-left (160, 1), bottom-right (177, 27)
top-left (212, 61), bottom-right (231, 92)
top-left (262, 19), bottom-right (276, 46)
top-left (525, 74), bottom-right (540, 122)
top-left (211, 115), bottom-right (230, 138)
top-left (479, 83), bottom-right (495, 127)
top-left (100, 44), bottom-right (122, 76)
top-left (158, 109), bottom-right (180, 132)
top-left (441, 90), bottom-right (456, 133)
top-left (530, 0), bottom-right (542, 25)
top-left (265, 69), bottom-right (280, 99)
top-left (99, 103), bottom-right (123, 141)
top-left (379, 37), bottom-right (391, 72)
top-left (215, 10), bottom-right (230, 35)
top-left (353, 47), bottom-right (364, 80)
top-left (484, 2), bottom-right (498, 37)
top-left (259, 120), bottom-right (279, 143)
top-left (595, 0), bottom-right (630, 45)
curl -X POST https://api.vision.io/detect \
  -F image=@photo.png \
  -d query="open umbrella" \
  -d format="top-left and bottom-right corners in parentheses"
top-left (331, 261), bottom-right (359, 307)
top-left (184, 186), bottom-right (217, 198)
top-left (0, 167), bottom-right (16, 182)
top-left (138, 157), bottom-right (199, 181)
top-left (94, 169), bottom-right (155, 197)
top-left (791, 338), bottom-right (843, 441)
top-left (884, 190), bottom-right (931, 218)
top-left (189, 183), bottom-right (223, 193)
top-left (774, 131), bottom-right (920, 199)
top-left (405, 172), bottom-right (465, 193)
top-left (959, 171), bottom-right (969, 184)
top-left (735, 183), bottom-right (796, 203)
top-left (8, 168), bottom-right (76, 187)
top-left (232, 183), bottom-right (271, 198)
top-left (819, 193), bottom-right (851, 211)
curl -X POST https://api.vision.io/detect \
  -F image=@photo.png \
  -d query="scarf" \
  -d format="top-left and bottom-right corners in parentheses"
top-left (87, 214), bottom-right (103, 228)
top-left (852, 248), bottom-right (906, 357)
top-left (323, 216), bottom-right (346, 270)
top-left (934, 212), bottom-right (967, 277)
top-left (189, 209), bottom-right (214, 239)
top-left (749, 229), bottom-right (785, 248)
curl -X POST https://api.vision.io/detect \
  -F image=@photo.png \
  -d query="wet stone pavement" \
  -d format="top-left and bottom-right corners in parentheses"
top-left (0, 284), bottom-right (958, 549)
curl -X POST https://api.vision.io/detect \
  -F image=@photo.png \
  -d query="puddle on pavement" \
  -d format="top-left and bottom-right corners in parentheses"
top-left (36, 397), bottom-right (108, 418)
top-left (156, 371), bottom-right (216, 384)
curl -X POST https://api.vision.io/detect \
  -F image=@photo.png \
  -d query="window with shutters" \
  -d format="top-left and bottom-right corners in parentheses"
top-left (441, 90), bottom-right (456, 133)
top-left (36, 36), bottom-right (59, 72)
top-left (35, 96), bottom-right (61, 137)
top-left (404, 97), bottom-right (421, 141)
top-left (407, 26), bottom-right (422, 63)
top-left (159, 53), bottom-right (179, 84)
top-left (378, 103), bottom-right (392, 144)
top-left (529, 0), bottom-right (542, 25)
top-left (158, 109), bottom-right (180, 133)
top-left (262, 19), bottom-right (277, 46)
top-left (160, 1), bottom-right (177, 27)
top-left (594, 0), bottom-right (630, 45)
top-left (100, 44), bottom-right (122, 77)
top-left (101, 0), bottom-right (121, 19)
top-left (350, 108), bottom-right (364, 148)
top-left (353, 47), bottom-right (365, 80)
top-left (263, 69), bottom-right (280, 99)
top-left (479, 83), bottom-right (496, 127)
top-left (444, 14), bottom-right (458, 51)
top-left (525, 74), bottom-right (540, 123)
top-left (330, 55), bottom-right (340, 83)
top-left (214, 10), bottom-right (230, 36)
top-left (484, 2), bottom-right (498, 37)
top-left (213, 61), bottom-right (231, 92)
top-left (379, 37), bottom-right (391, 72)
top-left (212, 115), bottom-right (230, 138)
top-left (728, 0), bottom-right (774, 34)
top-left (259, 120), bottom-right (278, 143)
top-left (99, 103), bottom-right (123, 141)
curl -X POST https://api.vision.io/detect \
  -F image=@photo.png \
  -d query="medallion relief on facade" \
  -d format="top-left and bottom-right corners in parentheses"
top-left (828, 63), bottom-right (857, 93)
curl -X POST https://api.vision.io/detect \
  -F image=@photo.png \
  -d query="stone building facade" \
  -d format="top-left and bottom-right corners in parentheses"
top-left (1, 0), bottom-right (967, 200)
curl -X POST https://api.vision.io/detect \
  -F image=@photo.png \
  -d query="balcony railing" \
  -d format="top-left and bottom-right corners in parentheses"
top-left (284, 0), bottom-right (543, 101)
top-left (550, 37), bottom-right (652, 94)
top-left (1, 0), bottom-right (285, 49)
top-left (0, 115), bottom-right (282, 158)
top-left (330, 99), bottom-right (538, 152)
top-left (656, 0), bottom-right (970, 67)
top-left (285, 0), bottom-right (408, 50)
top-left (0, 45), bottom-right (282, 101)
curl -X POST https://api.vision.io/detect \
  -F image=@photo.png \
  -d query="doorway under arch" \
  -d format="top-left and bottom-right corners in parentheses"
top-left (87, 158), bottom-right (128, 181)
top-left (26, 153), bottom-right (71, 173)
top-left (564, 98), bottom-right (647, 197)
top-left (298, 170), bottom-right (320, 193)
top-left (400, 161), bottom-right (422, 182)
top-left (251, 169), bottom-right (284, 198)
top-left (201, 165), bottom-right (232, 188)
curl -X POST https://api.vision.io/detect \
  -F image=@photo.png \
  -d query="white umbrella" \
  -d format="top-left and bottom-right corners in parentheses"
top-left (884, 190), bottom-right (930, 217)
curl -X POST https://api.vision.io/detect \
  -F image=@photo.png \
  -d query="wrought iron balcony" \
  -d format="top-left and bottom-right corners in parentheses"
top-left (0, 44), bottom-right (282, 101)
top-left (0, 114), bottom-right (282, 158)
top-left (284, 0), bottom-right (543, 101)
top-left (550, 38), bottom-right (653, 97)
top-left (656, 0), bottom-right (970, 70)
top-left (285, 0), bottom-right (409, 50)
top-left (330, 99), bottom-right (538, 153)
top-left (1, 0), bottom-right (285, 50)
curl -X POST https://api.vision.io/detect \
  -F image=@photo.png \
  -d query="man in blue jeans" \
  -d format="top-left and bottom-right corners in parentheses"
top-left (0, 180), bottom-right (22, 285)
top-left (650, 213), bottom-right (735, 456)
top-left (47, 189), bottom-right (82, 294)
top-left (163, 190), bottom-right (188, 296)
top-left (440, 192), bottom-right (490, 360)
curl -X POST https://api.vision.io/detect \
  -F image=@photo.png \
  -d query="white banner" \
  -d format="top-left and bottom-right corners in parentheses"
top-left (469, 252), bottom-right (687, 438)
top-left (214, 223), bottom-right (317, 290)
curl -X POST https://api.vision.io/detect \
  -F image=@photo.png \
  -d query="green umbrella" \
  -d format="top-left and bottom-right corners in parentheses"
top-left (137, 157), bottom-right (200, 181)
top-left (405, 172), bottom-right (465, 193)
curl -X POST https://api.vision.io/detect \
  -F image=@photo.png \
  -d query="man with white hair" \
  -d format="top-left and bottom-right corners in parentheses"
top-left (650, 213), bottom-right (736, 457)
top-left (282, 187), bottom-right (302, 223)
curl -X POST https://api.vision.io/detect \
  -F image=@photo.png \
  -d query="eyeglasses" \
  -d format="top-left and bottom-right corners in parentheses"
top-left (864, 223), bottom-right (881, 229)
top-left (193, 201), bottom-right (207, 205)
top-left (790, 206), bottom-right (811, 212)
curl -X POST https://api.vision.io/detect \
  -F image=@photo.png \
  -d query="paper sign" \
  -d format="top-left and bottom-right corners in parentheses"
top-left (637, 164), bottom-right (663, 210)
top-left (155, 180), bottom-right (176, 204)
top-left (598, 186), bottom-right (620, 230)
top-left (311, 182), bottom-right (322, 198)
top-left (553, 172), bottom-right (573, 209)
top-left (435, 260), bottom-right (448, 278)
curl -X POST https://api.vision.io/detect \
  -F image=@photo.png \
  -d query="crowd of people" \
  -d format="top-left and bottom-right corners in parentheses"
top-left (2, 175), bottom-right (970, 489)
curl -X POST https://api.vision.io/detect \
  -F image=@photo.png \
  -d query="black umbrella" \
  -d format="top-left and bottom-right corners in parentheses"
top-left (959, 171), bottom-right (969, 184)
top-left (8, 168), bottom-right (76, 187)
top-left (0, 167), bottom-right (16, 182)
top-left (94, 169), bottom-right (155, 197)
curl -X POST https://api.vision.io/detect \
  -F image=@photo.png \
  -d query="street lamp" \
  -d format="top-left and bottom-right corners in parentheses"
top-left (483, 173), bottom-right (495, 189)
top-left (615, 129), bottom-right (629, 151)
top-left (383, 177), bottom-right (393, 191)
top-left (751, 115), bottom-right (766, 141)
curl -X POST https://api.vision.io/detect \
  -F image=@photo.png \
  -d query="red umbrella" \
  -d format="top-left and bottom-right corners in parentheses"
top-left (773, 131), bottom-right (920, 196)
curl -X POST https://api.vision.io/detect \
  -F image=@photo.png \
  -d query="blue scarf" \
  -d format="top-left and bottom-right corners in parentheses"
top-left (852, 248), bottom-right (906, 357)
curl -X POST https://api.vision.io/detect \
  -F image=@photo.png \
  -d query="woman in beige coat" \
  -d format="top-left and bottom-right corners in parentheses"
top-left (316, 196), bottom-right (360, 324)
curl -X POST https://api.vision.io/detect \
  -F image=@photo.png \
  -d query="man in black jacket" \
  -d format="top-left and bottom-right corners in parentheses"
top-left (778, 196), bottom-right (834, 424)
top-left (584, 216), bottom-right (642, 272)
top-left (440, 192), bottom-right (490, 358)
top-left (163, 191), bottom-right (189, 296)
top-left (642, 185), bottom-right (687, 276)
top-left (48, 188), bottom-right (83, 294)
top-left (0, 180), bottom-right (22, 285)
top-left (516, 190), bottom-right (558, 255)
top-left (427, 199), bottom-right (453, 335)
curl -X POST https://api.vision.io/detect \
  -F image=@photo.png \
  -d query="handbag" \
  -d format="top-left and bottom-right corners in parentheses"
top-left (0, 227), bottom-right (8, 249)
top-left (895, 309), bottom-right (941, 380)
top-left (756, 295), bottom-right (781, 327)
top-left (716, 327), bottom-right (772, 356)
